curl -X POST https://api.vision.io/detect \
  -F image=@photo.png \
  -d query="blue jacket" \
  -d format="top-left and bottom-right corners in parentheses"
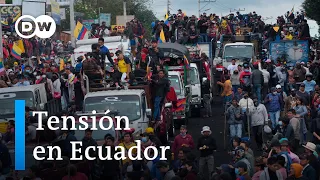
top-left (265, 93), bottom-right (281, 112)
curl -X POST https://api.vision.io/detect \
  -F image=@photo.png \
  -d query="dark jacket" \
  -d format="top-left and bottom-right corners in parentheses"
top-left (302, 164), bottom-right (316, 180)
top-left (251, 69), bottom-right (264, 85)
top-left (152, 77), bottom-right (169, 97)
top-left (197, 135), bottom-right (217, 157)
top-left (149, 47), bottom-right (164, 65)
top-left (100, 145), bottom-right (120, 177)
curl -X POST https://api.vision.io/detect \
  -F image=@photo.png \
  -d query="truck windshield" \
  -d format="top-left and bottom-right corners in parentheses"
top-left (190, 67), bottom-right (200, 84)
top-left (74, 123), bottom-right (115, 141)
top-left (224, 45), bottom-right (253, 61)
top-left (168, 75), bottom-right (181, 95)
top-left (84, 95), bottom-right (141, 121)
top-left (0, 91), bottom-right (34, 115)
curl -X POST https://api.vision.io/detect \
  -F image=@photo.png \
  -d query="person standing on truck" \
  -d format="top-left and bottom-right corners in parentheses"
top-left (261, 64), bottom-right (270, 101)
top-left (251, 62), bottom-right (264, 103)
top-left (149, 39), bottom-right (164, 66)
top-left (98, 37), bottom-right (114, 66)
top-left (151, 70), bottom-right (169, 121)
top-left (91, 43), bottom-right (104, 69)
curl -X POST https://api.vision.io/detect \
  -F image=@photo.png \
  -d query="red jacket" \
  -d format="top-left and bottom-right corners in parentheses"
top-left (172, 134), bottom-right (194, 154)
top-left (166, 87), bottom-right (178, 108)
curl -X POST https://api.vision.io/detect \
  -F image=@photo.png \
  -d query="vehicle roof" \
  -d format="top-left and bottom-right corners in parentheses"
top-left (190, 63), bottom-right (197, 68)
top-left (85, 89), bottom-right (145, 98)
top-left (158, 43), bottom-right (190, 59)
top-left (225, 42), bottom-right (254, 46)
top-left (0, 84), bottom-right (44, 93)
top-left (74, 41), bottom-right (128, 53)
top-left (168, 71), bottom-right (181, 76)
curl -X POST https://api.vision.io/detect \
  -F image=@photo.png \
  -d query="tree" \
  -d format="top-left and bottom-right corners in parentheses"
top-left (61, 0), bottom-right (156, 37)
top-left (302, 0), bottom-right (320, 33)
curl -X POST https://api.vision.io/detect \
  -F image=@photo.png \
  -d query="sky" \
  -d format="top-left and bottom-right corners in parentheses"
top-left (150, 0), bottom-right (319, 37)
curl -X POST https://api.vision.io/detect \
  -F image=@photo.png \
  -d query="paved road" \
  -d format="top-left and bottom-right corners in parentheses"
top-left (170, 97), bottom-right (234, 179)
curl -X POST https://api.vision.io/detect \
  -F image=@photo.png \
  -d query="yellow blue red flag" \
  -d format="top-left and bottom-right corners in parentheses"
top-left (74, 21), bottom-right (87, 40)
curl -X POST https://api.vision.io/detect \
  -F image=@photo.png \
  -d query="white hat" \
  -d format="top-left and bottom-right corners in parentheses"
top-left (303, 142), bottom-right (316, 152)
top-left (276, 84), bottom-right (282, 89)
top-left (201, 126), bottom-right (211, 134)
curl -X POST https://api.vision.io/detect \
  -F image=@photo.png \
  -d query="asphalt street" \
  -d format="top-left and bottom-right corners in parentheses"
top-left (181, 97), bottom-right (233, 169)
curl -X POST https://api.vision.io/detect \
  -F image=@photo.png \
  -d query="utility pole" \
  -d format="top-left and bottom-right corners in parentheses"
top-left (167, 0), bottom-right (171, 15)
top-left (123, 0), bottom-right (127, 27)
top-left (0, 10), bottom-right (2, 60)
top-left (198, 0), bottom-right (216, 17)
top-left (70, 0), bottom-right (75, 48)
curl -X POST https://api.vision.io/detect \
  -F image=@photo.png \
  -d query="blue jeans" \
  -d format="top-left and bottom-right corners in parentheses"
top-left (253, 84), bottom-right (262, 103)
top-left (230, 124), bottom-right (242, 138)
top-left (153, 96), bottom-right (162, 120)
top-left (269, 111), bottom-right (280, 129)
top-left (200, 33), bottom-right (208, 42)
top-left (223, 95), bottom-right (233, 107)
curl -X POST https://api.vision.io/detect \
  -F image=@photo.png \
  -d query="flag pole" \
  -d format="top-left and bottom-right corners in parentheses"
top-left (0, 10), bottom-right (3, 60)
top-left (70, 0), bottom-right (76, 48)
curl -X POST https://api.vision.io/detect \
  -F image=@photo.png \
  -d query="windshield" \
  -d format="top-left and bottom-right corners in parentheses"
top-left (84, 95), bottom-right (141, 121)
top-left (190, 67), bottom-right (200, 84)
top-left (0, 91), bottom-right (34, 115)
top-left (168, 75), bottom-right (181, 95)
top-left (224, 45), bottom-right (253, 62)
top-left (74, 122), bottom-right (115, 141)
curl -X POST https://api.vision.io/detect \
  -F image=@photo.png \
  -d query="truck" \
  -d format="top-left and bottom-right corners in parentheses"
top-left (0, 84), bottom-right (61, 120)
top-left (222, 42), bottom-right (256, 67)
top-left (269, 40), bottom-right (309, 67)
top-left (72, 36), bottom-right (131, 67)
top-left (83, 75), bottom-right (174, 144)
top-left (158, 43), bottom-right (192, 126)
top-left (189, 63), bottom-right (202, 116)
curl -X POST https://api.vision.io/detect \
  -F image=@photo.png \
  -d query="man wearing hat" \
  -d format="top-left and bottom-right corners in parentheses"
top-left (299, 153), bottom-right (316, 180)
top-left (296, 83), bottom-right (310, 105)
top-left (156, 161), bottom-right (175, 180)
top-left (197, 126), bottom-right (216, 179)
top-left (303, 142), bottom-right (320, 178)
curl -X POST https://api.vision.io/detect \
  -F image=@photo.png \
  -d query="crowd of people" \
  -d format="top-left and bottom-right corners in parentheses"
top-left (0, 6), bottom-right (319, 180)
top-left (152, 9), bottom-right (312, 51)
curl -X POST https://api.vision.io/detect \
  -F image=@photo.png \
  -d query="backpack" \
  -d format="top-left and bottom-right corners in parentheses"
top-left (279, 151), bottom-right (292, 172)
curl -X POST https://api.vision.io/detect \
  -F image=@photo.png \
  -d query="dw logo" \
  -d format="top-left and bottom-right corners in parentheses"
top-left (15, 15), bottom-right (56, 39)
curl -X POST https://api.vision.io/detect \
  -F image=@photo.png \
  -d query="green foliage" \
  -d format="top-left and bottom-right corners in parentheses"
top-left (5, 0), bottom-right (12, 4)
top-left (302, 0), bottom-right (320, 33)
top-left (60, 0), bottom-right (157, 37)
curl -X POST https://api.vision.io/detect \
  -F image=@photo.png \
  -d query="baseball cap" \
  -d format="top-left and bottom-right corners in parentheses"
top-left (300, 83), bottom-right (305, 87)
top-left (276, 84), bottom-right (282, 89)
top-left (299, 153), bottom-right (309, 160)
top-left (115, 50), bottom-right (122, 56)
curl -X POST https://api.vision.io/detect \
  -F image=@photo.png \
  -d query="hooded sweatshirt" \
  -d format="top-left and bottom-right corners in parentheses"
top-left (248, 104), bottom-right (268, 127)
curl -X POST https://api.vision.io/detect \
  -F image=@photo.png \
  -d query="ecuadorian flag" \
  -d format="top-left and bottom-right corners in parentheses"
top-left (74, 21), bottom-right (87, 40)
top-left (158, 29), bottom-right (166, 43)
top-left (11, 42), bottom-right (23, 60)
top-left (183, 55), bottom-right (190, 69)
top-left (164, 13), bottom-right (170, 27)
top-left (0, 58), bottom-right (5, 76)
